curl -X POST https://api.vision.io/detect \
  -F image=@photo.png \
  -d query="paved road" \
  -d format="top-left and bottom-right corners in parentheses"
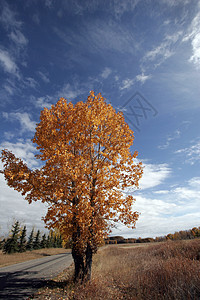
top-left (0, 252), bottom-right (73, 299)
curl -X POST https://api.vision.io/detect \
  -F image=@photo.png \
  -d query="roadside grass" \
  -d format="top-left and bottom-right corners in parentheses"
top-left (0, 248), bottom-right (70, 267)
top-left (33, 239), bottom-right (200, 300)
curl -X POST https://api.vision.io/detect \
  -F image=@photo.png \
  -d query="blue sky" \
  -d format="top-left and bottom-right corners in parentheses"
top-left (0, 0), bottom-right (200, 238)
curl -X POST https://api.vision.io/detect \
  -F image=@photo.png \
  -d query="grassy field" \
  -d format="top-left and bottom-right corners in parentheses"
top-left (32, 239), bottom-right (200, 300)
top-left (0, 248), bottom-right (71, 268)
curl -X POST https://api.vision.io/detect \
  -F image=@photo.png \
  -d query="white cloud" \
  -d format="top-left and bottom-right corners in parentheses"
top-left (0, 2), bottom-right (28, 50)
top-left (60, 0), bottom-right (139, 19)
top-left (0, 2), bottom-right (28, 81)
top-left (161, 0), bottom-right (190, 7)
top-left (45, 0), bottom-right (54, 8)
top-left (32, 81), bottom-right (84, 109)
top-left (139, 163), bottom-right (171, 190)
top-left (57, 83), bottom-right (83, 100)
top-left (142, 31), bottom-right (183, 70)
top-left (134, 196), bottom-right (176, 217)
top-left (154, 190), bottom-right (170, 194)
top-left (144, 42), bottom-right (173, 63)
top-left (136, 73), bottom-right (152, 84)
top-left (0, 49), bottom-right (19, 77)
top-left (0, 139), bottom-right (38, 168)
top-left (111, 0), bottom-right (139, 18)
top-left (3, 78), bottom-right (18, 95)
top-left (0, 138), bottom-right (47, 235)
top-left (159, 129), bottom-right (181, 149)
top-left (32, 13), bottom-right (40, 25)
top-left (188, 177), bottom-right (200, 187)
top-left (175, 140), bottom-right (200, 164)
top-left (101, 67), bottom-right (112, 79)
top-left (120, 78), bottom-right (135, 90)
top-left (173, 186), bottom-right (200, 200)
top-left (113, 175), bottom-right (200, 238)
top-left (3, 131), bottom-right (15, 140)
top-left (119, 73), bottom-right (151, 90)
top-left (3, 112), bottom-right (36, 133)
top-left (24, 77), bottom-right (38, 89)
top-left (38, 71), bottom-right (50, 83)
top-left (34, 95), bottom-right (53, 109)
top-left (0, 173), bottom-right (47, 236)
top-left (9, 29), bottom-right (28, 47)
top-left (54, 17), bottom-right (139, 57)
top-left (189, 33), bottom-right (200, 66)
top-left (0, 2), bottom-right (22, 30)
top-left (183, 11), bottom-right (200, 68)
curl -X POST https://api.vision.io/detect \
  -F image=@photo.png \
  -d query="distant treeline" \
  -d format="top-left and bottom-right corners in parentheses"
top-left (0, 220), bottom-right (63, 254)
top-left (105, 226), bottom-right (200, 244)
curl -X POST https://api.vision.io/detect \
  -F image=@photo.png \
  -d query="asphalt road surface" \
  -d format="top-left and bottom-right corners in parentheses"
top-left (0, 252), bottom-right (73, 299)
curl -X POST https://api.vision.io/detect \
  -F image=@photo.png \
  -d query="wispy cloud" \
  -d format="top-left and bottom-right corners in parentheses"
top-left (0, 2), bottom-right (28, 81)
top-left (54, 18), bottom-right (139, 58)
top-left (32, 81), bottom-right (85, 109)
top-left (33, 95), bottom-right (54, 109)
top-left (0, 2), bottom-right (22, 30)
top-left (139, 163), bottom-right (171, 190)
top-left (188, 177), bottom-right (200, 187)
top-left (3, 78), bottom-right (18, 95)
top-left (32, 13), bottom-right (40, 25)
top-left (120, 78), bottom-right (135, 90)
top-left (45, 0), bottom-right (54, 9)
top-left (0, 49), bottom-right (19, 78)
top-left (119, 72), bottom-right (152, 90)
top-left (57, 82), bottom-right (84, 100)
top-left (101, 67), bottom-right (112, 79)
top-left (24, 77), bottom-right (38, 89)
top-left (9, 29), bottom-right (28, 47)
top-left (183, 11), bottom-right (200, 68)
top-left (3, 112), bottom-right (36, 133)
top-left (161, 0), bottom-right (190, 7)
top-left (154, 190), bottom-right (170, 194)
top-left (159, 130), bottom-right (181, 149)
top-left (175, 139), bottom-right (200, 164)
top-left (109, 0), bottom-right (139, 19)
top-left (38, 71), bottom-right (50, 83)
top-left (142, 31), bottom-right (183, 70)
top-left (136, 73), bottom-right (152, 84)
top-left (0, 2), bottom-right (28, 50)
top-left (60, 0), bottom-right (139, 19)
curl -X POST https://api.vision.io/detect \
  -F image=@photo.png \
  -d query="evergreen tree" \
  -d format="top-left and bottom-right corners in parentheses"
top-left (53, 235), bottom-right (58, 248)
top-left (3, 221), bottom-right (20, 254)
top-left (46, 234), bottom-right (53, 248)
top-left (19, 225), bottom-right (27, 252)
top-left (33, 230), bottom-right (41, 249)
top-left (26, 228), bottom-right (34, 251)
top-left (57, 234), bottom-right (63, 248)
top-left (40, 234), bottom-right (47, 248)
top-left (0, 238), bottom-right (5, 250)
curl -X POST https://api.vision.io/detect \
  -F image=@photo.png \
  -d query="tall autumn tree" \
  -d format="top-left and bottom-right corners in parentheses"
top-left (0, 91), bottom-right (143, 281)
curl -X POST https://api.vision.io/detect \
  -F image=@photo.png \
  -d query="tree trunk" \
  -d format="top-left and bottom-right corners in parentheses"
top-left (72, 244), bottom-right (93, 282)
top-left (72, 247), bottom-right (85, 282)
top-left (84, 243), bottom-right (93, 281)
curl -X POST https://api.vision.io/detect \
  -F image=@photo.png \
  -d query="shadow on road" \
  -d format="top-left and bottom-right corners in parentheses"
top-left (0, 253), bottom-right (73, 299)
top-left (0, 270), bottom-right (72, 299)
top-left (0, 270), bottom-right (46, 299)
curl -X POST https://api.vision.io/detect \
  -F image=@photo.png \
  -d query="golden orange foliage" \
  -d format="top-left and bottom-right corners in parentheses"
top-left (1, 91), bottom-right (143, 254)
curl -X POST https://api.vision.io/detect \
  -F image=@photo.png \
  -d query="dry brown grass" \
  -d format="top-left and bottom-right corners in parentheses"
top-left (0, 248), bottom-right (71, 268)
top-left (33, 239), bottom-right (200, 300)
